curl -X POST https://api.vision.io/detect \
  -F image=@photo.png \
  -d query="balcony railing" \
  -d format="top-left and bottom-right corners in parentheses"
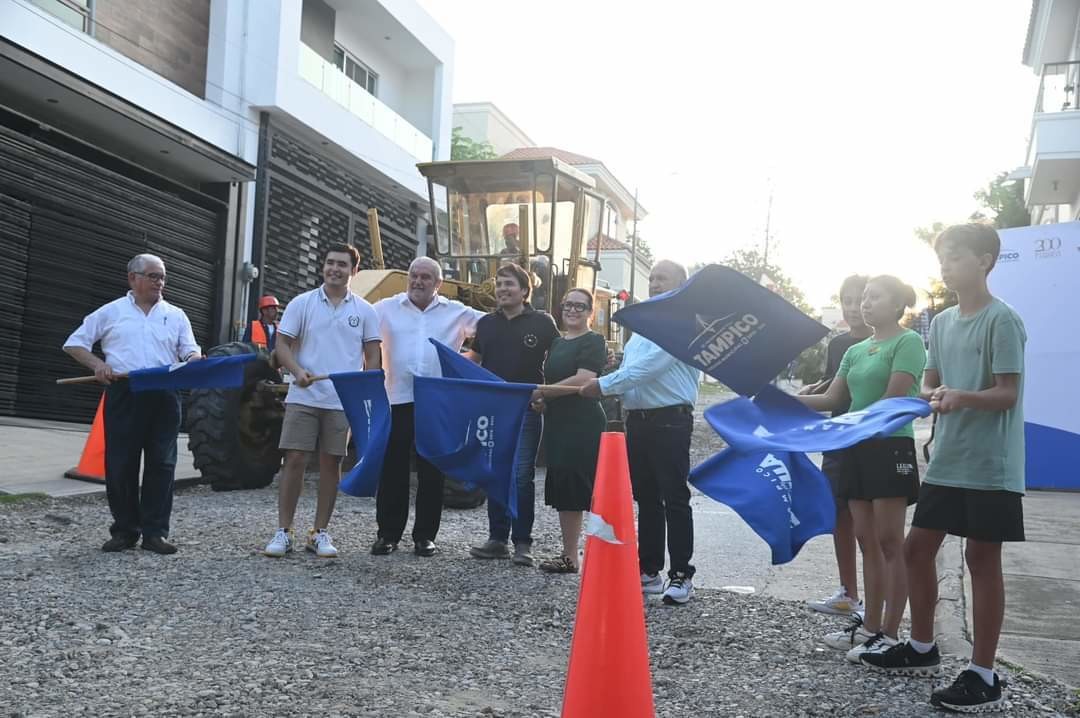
top-left (299, 43), bottom-right (434, 163)
top-left (1035, 61), bottom-right (1080, 113)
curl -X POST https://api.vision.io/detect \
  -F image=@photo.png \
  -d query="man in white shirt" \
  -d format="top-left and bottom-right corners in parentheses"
top-left (263, 244), bottom-right (382, 559)
top-left (370, 257), bottom-right (485, 557)
top-left (63, 254), bottom-right (202, 555)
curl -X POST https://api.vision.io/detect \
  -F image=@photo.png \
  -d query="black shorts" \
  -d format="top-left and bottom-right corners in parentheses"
top-left (912, 483), bottom-right (1025, 542)
top-left (836, 437), bottom-right (920, 504)
top-left (821, 452), bottom-right (845, 508)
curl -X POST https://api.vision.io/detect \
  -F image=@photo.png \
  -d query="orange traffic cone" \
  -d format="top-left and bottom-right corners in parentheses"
top-left (64, 393), bottom-right (106, 483)
top-left (562, 432), bottom-right (655, 718)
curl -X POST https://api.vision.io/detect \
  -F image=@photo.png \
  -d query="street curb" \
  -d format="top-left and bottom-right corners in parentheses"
top-left (934, 534), bottom-right (972, 658)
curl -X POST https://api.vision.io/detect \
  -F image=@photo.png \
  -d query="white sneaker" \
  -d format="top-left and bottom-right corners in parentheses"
top-left (306, 529), bottom-right (338, 558)
top-left (846, 632), bottom-right (897, 664)
top-left (662, 573), bottom-right (694, 606)
top-left (806, 587), bottom-right (862, 616)
top-left (641, 572), bottom-right (664, 595)
top-left (263, 528), bottom-right (293, 557)
top-left (823, 618), bottom-right (875, 650)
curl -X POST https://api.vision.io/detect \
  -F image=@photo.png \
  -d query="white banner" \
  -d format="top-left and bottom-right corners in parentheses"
top-left (993, 222), bottom-right (1080, 489)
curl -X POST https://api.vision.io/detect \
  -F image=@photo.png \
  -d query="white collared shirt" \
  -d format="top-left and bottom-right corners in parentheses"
top-left (63, 292), bottom-right (201, 373)
top-left (279, 286), bottom-right (381, 410)
top-left (374, 292), bottom-right (486, 405)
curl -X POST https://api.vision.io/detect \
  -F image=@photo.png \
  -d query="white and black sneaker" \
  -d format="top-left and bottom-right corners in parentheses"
top-left (931, 670), bottom-right (1004, 713)
top-left (861, 640), bottom-right (945, 677)
top-left (822, 614), bottom-right (874, 651)
top-left (845, 631), bottom-right (897, 663)
top-left (662, 573), bottom-right (694, 605)
top-left (641, 572), bottom-right (665, 595)
top-left (263, 528), bottom-right (293, 557)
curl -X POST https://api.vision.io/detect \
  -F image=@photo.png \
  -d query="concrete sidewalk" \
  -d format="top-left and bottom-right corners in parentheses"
top-left (0, 417), bottom-right (200, 497)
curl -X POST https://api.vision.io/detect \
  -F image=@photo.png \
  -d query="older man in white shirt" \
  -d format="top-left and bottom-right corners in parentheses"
top-left (64, 254), bottom-right (202, 555)
top-left (370, 256), bottom-right (485, 557)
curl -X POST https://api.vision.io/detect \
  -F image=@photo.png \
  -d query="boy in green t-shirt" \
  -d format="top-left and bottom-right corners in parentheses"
top-left (861, 224), bottom-right (1027, 714)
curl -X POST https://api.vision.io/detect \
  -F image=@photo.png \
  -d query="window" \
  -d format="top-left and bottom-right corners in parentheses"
top-left (332, 44), bottom-right (378, 97)
top-left (30, 0), bottom-right (91, 32)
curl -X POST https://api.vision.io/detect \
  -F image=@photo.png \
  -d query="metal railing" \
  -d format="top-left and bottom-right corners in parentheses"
top-left (1034, 61), bottom-right (1080, 113)
top-left (298, 44), bottom-right (434, 163)
top-left (1026, 60), bottom-right (1080, 170)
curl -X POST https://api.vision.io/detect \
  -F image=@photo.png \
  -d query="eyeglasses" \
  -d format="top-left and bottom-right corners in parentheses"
top-left (560, 301), bottom-right (591, 313)
top-left (135, 272), bottom-right (167, 283)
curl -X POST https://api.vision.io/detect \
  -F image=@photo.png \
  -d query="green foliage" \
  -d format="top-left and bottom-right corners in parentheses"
top-left (0, 492), bottom-right (47, 505)
top-left (974, 172), bottom-right (1031, 229)
top-left (450, 127), bottom-right (498, 161)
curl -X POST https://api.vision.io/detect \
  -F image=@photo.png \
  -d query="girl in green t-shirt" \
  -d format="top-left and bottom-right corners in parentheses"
top-left (797, 275), bottom-right (927, 664)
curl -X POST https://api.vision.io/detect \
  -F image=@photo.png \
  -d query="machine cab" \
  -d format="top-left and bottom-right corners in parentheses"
top-left (417, 157), bottom-right (610, 324)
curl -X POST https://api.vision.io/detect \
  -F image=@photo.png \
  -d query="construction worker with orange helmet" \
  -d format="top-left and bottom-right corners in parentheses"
top-left (243, 295), bottom-right (280, 350)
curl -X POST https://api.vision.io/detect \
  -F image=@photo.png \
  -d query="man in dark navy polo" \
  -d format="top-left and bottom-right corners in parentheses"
top-left (467, 263), bottom-right (559, 567)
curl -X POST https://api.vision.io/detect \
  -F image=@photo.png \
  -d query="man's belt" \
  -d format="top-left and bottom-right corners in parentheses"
top-left (625, 404), bottom-right (693, 421)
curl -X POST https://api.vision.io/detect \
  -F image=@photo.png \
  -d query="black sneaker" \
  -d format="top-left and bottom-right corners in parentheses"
top-left (930, 670), bottom-right (1004, 713)
top-left (860, 640), bottom-right (944, 677)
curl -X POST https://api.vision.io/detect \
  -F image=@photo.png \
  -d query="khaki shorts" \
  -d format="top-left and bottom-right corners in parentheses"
top-left (279, 403), bottom-right (350, 456)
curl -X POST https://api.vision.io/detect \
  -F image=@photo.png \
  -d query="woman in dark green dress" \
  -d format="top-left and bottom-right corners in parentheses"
top-left (531, 288), bottom-right (607, 573)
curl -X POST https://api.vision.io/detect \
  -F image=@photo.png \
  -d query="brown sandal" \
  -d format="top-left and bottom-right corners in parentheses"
top-left (539, 555), bottom-right (578, 574)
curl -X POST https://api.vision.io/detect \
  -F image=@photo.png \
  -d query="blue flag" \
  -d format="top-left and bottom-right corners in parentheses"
top-left (330, 371), bottom-right (391, 497)
top-left (127, 354), bottom-right (256, 392)
top-left (414, 375), bottom-right (535, 517)
top-left (429, 338), bottom-right (502, 381)
top-left (691, 449), bottom-right (835, 564)
top-left (706, 385), bottom-right (932, 453)
top-left (612, 265), bottom-right (828, 395)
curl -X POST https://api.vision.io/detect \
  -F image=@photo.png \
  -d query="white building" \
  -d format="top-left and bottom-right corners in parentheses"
top-left (452, 101), bottom-right (534, 156)
top-left (0, 0), bottom-right (453, 423)
top-left (1021, 0), bottom-right (1080, 223)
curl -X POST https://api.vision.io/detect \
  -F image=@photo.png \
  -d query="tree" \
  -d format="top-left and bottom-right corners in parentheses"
top-left (914, 223), bottom-right (957, 313)
top-left (973, 172), bottom-right (1031, 229)
top-left (450, 127), bottom-right (498, 161)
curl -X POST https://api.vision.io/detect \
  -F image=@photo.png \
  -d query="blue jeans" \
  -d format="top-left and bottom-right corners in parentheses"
top-left (487, 409), bottom-right (542, 545)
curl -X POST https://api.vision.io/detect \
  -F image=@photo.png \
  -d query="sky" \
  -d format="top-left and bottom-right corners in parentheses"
top-left (418, 1), bottom-right (1039, 306)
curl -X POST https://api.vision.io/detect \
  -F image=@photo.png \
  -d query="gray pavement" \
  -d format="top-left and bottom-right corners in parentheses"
top-left (2, 413), bottom-right (1077, 690)
top-left (0, 417), bottom-right (199, 497)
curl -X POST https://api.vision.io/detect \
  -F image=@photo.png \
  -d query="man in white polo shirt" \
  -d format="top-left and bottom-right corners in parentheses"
top-left (64, 253), bottom-right (202, 555)
top-left (370, 256), bottom-right (486, 558)
top-left (263, 244), bottom-right (381, 559)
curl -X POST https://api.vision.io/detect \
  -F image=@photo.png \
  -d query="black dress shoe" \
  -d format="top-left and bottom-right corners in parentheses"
top-left (141, 536), bottom-right (178, 555)
top-left (101, 535), bottom-right (139, 552)
top-left (414, 540), bottom-right (436, 557)
top-left (370, 537), bottom-right (398, 556)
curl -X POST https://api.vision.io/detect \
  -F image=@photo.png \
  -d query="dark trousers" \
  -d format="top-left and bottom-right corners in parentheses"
top-left (103, 382), bottom-right (181, 539)
top-left (626, 407), bottom-right (695, 579)
top-left (376, 403), bottom-right (445, 543)
top-left (488, 409), bottom-right (542, 545)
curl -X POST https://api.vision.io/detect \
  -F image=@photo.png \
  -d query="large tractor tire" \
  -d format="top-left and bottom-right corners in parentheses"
top-left (443, 477), bottom-right (486, 509)
top-left (186, 342), bottom-right (285, 491)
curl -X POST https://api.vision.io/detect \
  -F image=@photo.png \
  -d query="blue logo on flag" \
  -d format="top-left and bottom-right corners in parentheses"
top-left (705, 385), bottom-right (931, 454)
top-left (612, 265), bottom-right (828, 395)
top-left (414, 375), bottom-right (535, 517)
top-left (329, 370), bottom-right (391, 497)
top-left (127, 354), bottom-right (256, 392)
top-left (691, 449), bottom-right (835, 565)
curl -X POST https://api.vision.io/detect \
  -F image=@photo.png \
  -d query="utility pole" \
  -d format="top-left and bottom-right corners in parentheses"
top-left (628, 187), bottom-right (639, 304)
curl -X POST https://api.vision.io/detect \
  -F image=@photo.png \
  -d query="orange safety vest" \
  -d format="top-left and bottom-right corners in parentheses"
top-left (250, 320), bottom-right (268, 349)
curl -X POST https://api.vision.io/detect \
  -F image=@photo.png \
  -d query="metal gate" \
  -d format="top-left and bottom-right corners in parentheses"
top-left (0, 122), bottom-right (224, 423)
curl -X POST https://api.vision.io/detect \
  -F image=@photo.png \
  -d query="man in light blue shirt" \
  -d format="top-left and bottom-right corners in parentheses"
top-left (582, 260), bottom-right (701, 605)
